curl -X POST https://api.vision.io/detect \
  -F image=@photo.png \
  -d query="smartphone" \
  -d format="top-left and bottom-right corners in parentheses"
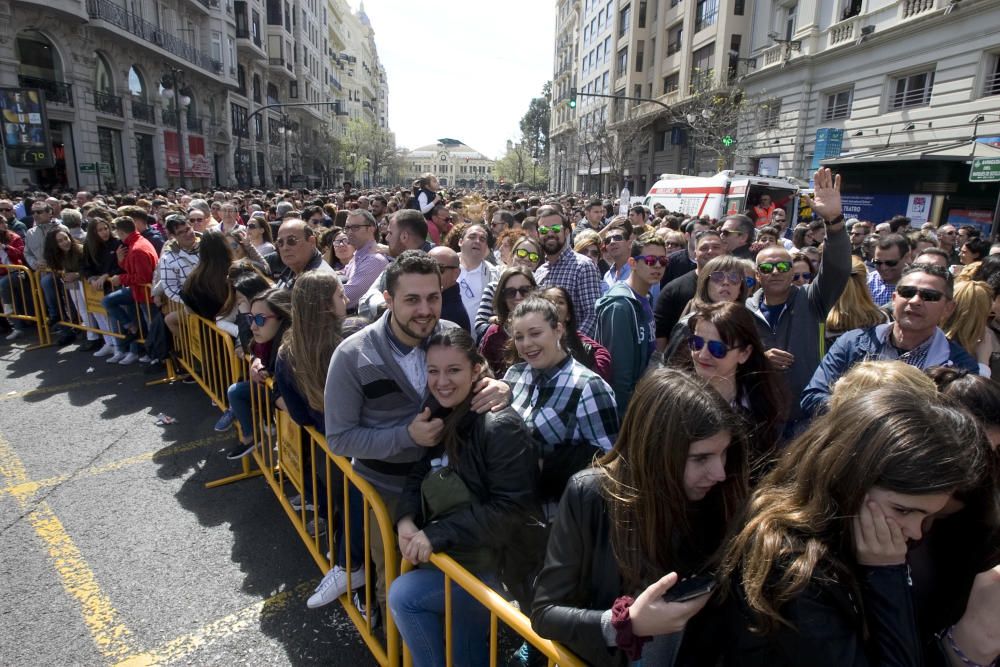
top-left (662, 574), bottom-right (717, 603)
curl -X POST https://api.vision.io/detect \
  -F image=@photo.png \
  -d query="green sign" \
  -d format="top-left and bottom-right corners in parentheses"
top-left (98, 162), bottom-right (112, 173)
top-left (970, 157), bottom-right (1000, 182)
top-left (80, 162), bottom-right (96, 173)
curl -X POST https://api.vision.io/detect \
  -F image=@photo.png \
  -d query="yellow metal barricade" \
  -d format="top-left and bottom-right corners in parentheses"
top-left (0, 264), bottom-right (50, 347)
top-left (47, 269), bottom-right (126, 341)
top-left (400, 555), bottom-right (584, 667)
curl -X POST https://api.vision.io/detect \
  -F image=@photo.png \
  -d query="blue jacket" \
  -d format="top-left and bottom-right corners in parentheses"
top-left (800, 323), bottom-right (978, 418)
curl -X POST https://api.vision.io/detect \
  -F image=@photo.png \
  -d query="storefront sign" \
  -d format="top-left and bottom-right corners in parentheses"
top-left (0, 88), bottom-right (54, 169)
top-left (906, 194), bottom-right (932, 224)
top-left (840, 193), bottom-right (910, 223)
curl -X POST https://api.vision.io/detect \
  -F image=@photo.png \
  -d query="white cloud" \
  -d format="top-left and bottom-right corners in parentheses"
top-left (351, 0), bottom-right (554, 159)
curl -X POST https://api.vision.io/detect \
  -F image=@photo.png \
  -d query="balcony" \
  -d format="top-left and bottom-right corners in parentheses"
top-left (131, 99), bottom-right (155, 123)
top-left (93, 90), bottom-right (123, 116)
top-left (17, 75), bottom-right (73, 106)
top-left (187, 116), bottom-right (203, 133)
top-left (902, 0), bottom-right (935, 19)
top-left (828, 16), bottom-right (859, 46)
top-left (163, 109), bottom-right (178, 126)
top-left (85, 0), bottom-right (223, 75)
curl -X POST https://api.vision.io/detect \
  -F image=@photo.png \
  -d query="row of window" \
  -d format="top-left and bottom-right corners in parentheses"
top-left (409, 164), bottom-right (492, 174)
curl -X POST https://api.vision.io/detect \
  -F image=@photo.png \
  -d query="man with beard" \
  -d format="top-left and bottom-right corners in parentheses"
top-left (533, 205), bottom-right (602, 336)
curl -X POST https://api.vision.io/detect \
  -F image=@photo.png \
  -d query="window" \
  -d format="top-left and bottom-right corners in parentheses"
top-left (985, 54), bottom-right (1000, 97)
top-left (617, 47), bottom-right (629, 78)
top-left (636, 40), bottom-right (644, 72)
top-left (602, 71), bottom-right (610, 93)
top-left (638, 1), bottom-right (647, 27)
top-left (231, 102), bottom-right (248, 138)
top-left (840, 0), bottom-right (862, 20)
top-left (667, 24), bottom-right (683, 55)
top-left (690, 43), bottom-right (714, 92)
top-left (237, 65), bottom-right (246, 96)
top-left (727, 34), bottom-right (742, 81)
top-left (758, 100), bottom-right (781, 129)
top-left (254, 115), bottom-right (263, 141)
top-left (619, 4), bottom-right (631, 37)
top-left (289, 80), bottom-right (298, 99)
top-left (671, 0), bottom-right (681, 7)
top-left (695, 0), bottom-right (718, 31)
top-left (784, 3), bottom-right (798, 41)
top-left (734, 0), bottom-right (745, 15)
top-left (890, 70), bottom-right (934, 109)
top-left (663, 72), bottom-right (679, 94)
top-left (823, 88), bottom-right (853, 120)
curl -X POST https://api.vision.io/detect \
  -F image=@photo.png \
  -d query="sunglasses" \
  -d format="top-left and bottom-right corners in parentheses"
top-left (792, 272), bottom-right (814, 281)
top-left (635, 255), bottom-right (669, 267)
top-left (604, 233), bottom-right (626, 244)
top-left (247, 313), bottom-right (279, 327)
top-left (720, 229), bottom-right (744, 237)
top-left (896, 285), bottom-right (944, 302)
top-left (746, 276), bottom-right (758, 289)
top-left (246, 223), bottom-right (260, 229)
top-left (872, 258), bottom-right (901, 267)
top-left (502, 286), bottom-right (534, 299)
top-left (757, 261), bottom-right (792, 274)
top-left (538, 224), bottom-right (563, 235)
top-left (275, 236), bottom-right (301, 248)
top-left (709, 271), bottom-right (742, 285)
top-left (514, 248), bottom-right (540, 262)
top-left (688, 334), bottom-right (737, 359)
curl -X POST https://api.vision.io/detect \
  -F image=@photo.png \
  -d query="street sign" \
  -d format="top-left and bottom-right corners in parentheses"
top-left (970, 157), bottom-right (1000, 182)
top-left (80, 162), bottom-right (96, 173)
top-left (97, 162), bottom-right (112, 173)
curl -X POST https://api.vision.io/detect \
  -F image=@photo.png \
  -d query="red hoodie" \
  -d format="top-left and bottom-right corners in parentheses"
top-left (118, 231), bottom-right (158, 302)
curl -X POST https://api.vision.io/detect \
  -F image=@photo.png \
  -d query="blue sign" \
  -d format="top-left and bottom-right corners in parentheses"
top-left (811, 128), bottom-right (845, 170)
top-left (840, 193), bottom-right (911, 223)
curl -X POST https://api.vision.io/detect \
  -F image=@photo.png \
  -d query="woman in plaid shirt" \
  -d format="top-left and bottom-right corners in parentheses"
top-left (503, 296), bottom-right (619, 503)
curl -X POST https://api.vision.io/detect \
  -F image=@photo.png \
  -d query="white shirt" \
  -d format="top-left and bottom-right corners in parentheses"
top-left (458, 262), bottom-right (486, 327)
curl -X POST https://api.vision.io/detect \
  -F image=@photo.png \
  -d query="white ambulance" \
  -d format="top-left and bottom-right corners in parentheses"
top-left (643, 171), bottom-right (800, 223)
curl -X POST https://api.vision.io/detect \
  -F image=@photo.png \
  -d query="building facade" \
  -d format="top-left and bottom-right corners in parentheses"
top-left (734, 0), bottom-right (1000, 182)
top-left (0, 0), bottom-right (390, 192)
top-left (550, 0), bottom-right (753, 195)
top-left (401, 139), bottom-right (495, 189)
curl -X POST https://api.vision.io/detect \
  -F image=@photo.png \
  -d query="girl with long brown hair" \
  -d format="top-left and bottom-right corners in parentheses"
top-left (532, 368), bottom-right (748, 666)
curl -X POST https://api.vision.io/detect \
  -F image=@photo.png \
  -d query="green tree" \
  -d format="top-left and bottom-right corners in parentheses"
top-left (496, 141), bottom-right (549, 188)
top-left (519, 82), bottom-right (551, 161)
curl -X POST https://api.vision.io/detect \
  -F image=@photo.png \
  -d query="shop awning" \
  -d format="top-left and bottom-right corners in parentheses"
top-left (821, 139), bottom-right (1000, 165)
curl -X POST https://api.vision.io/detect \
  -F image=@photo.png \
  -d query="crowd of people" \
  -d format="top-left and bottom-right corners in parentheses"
top-left (1, 167), bottom-right (999, 667)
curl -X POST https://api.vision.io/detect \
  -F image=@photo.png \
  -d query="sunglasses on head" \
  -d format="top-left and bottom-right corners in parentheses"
top-left (872, 258), bottom-right (901, 267)
top-left (502, 286), bottom-right (533, 299)
top-left (757, 261), bottom-right (792, 274)
top-left (709, 271), bottom-right (742, 285)
top-left (247, 313), bottom-right (278, 327)
top-left (792, 272), bottom-right (814, 281)
top-left (514, 248), bottom-right (540, 262)
top-left (635, 254), bottom-right (669, 267)
top-left (896, 285), bottom-right (944, 302)
top-left (688, 334), bottom-right (738, 359)
top-left (275, 236), bottom-right (301, 248)
top-left (538, 224), bottom-right (563, 235)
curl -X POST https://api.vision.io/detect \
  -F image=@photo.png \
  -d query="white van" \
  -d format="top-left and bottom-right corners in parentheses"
top-left (643, 171), bottom-right (799, 223)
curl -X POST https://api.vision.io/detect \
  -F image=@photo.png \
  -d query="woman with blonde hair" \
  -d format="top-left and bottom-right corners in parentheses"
top-left (573, 229), bottom-right (604, 267)
top-left (825, 255), bottom-right (889, 344)
top-left (942, 280), bottom-right (995, 377)
top-left (827, 359), bottom-right (937, 413)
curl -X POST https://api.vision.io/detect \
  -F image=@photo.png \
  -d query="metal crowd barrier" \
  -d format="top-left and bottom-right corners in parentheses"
top-left (0, 264), bottom-right (51, 347)
top-left (400, 555), bottom-right (585, 667)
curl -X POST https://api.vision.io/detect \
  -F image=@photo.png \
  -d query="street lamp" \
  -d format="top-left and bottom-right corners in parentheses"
top-left (161, 69), bottom-right (191, 189)
top-left (278, 114), bottom-right (295, 188)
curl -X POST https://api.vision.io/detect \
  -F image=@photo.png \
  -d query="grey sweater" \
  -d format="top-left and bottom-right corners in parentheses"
top-left (324, 310), bottom-right (457, 494)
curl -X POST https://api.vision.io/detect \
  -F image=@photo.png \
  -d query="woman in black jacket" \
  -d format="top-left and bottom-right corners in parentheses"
top-left (531, 368), bottom-right (748, 667)
top-left (709, 386), bottom-right (988, 667)
top-left (80, 215), bottom-right (123, 356)
top-left (388, 327), bottom-right (541, 667)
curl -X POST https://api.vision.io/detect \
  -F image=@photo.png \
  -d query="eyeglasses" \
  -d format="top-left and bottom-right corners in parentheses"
top-left (757, 261), bottom-right (792, 274)
top-left (275, 236), bottom-right (301, 248)
top-left (537, 224), bottom-right (563, 235)
top-left (688, 334), bottom-right (737, 359)
top-left (246, 223), bottom-right (259, 229)
top-left (247, 313), bottom-right (278, 327)
top-left (720, 229), bottom-right (744, 237)
top-left (792, 272), bottom-right (814, 282)
top-left (896, 285), bottom-right (944, 302)
top-left (872, 258), bottom-right (901, 267)
top-left (502, 286), bottom-right (533, 299)
top-left (459, 279), bottom-right (473, 299)
top-left (344, 223), bottom-right (371, 231)
top-left (514, 248), bottom-right (540, 262)
top-left (850, 228), bottom-right (870, 236)
top-left (333, 238), bottom-right (350, 246)
top-left (709, 271), bottom-right (742, 285)
top-left (635, 255), bottom-right (669, 267)
top-left (604, 233), bottom-right (625, 244)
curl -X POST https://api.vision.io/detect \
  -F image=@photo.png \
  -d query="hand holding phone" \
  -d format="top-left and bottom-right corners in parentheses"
top-left (662, 574), bottom-right (718, 603)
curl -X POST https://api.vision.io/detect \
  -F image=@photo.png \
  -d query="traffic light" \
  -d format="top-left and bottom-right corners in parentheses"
top-left (721, 135), bottom-right (735, 147)
top-left (569, 88), bottom-right (577, 108)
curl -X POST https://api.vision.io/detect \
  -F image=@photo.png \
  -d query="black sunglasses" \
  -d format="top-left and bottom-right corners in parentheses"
top-left (501, 286), bottom-right (533, 299)
top-left (896, 285), bottom-right (944, 302)
top-left (792, 272), bottom-right (814, 281)
top-left (688, 334), bottom-right (737, 359)
top-left (872, 259), bottom-right (901, 268)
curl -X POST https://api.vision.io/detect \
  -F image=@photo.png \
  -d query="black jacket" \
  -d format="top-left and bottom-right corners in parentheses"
top-left (691, 563), bottom-right (923, 667)
top-left (654, 269), bottom-right (697, 339)
top-left (81, 238), bottom-right (124, 280)
top-left (440, 283), bottom-right (471, 332)
top-left (395, 407), bottom-right (543, 575)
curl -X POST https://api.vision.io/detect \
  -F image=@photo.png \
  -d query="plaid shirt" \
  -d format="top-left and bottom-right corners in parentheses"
top-left (534, 244), bottom-right (602, 336)
top-left (867, 270), bottom-right (896, 307)
top-left (503, 354), bottom-right (619, 454)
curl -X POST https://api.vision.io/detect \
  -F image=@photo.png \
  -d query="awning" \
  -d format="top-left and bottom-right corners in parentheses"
top-left (821, 139), bottom-right (1000, 165)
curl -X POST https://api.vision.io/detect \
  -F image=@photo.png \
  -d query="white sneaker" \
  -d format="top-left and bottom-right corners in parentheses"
top-left (106, 351), bottom-right (126, 363)
top-left (138, 354), bottom-right (151, 363)
top-left (93, 343), bottom-right (115, 357)
top-left (5, 329), bottom-right (22, 341)
top-left (306, 566), bottom-right (364, 609)
top-left (1, 304), bottom-right (12, 315)
top-left (118, 352), bottom-right (140, 365)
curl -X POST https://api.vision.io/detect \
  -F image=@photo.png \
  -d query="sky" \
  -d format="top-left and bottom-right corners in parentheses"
top-left (350, 0), bottom-right (555, 159)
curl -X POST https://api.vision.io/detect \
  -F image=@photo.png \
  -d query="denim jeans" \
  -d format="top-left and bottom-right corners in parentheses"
top-left (227, 380), bottom-right (253, 439)
top-left (0, 272), bottom-right (33, 328)
top-left (388, 568), bottom-right (494, 667)
top-left (102, 287), bottom-right (140, 353)
top-left (39, 271), bottom-right (59, 320)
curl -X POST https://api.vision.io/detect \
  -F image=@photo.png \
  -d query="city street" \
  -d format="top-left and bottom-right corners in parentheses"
top-left (0, 340), bottom-right (374, 666)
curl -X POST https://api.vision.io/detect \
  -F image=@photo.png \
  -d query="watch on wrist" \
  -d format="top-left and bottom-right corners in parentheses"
top-left (825, 214), bottom-right (845, 226)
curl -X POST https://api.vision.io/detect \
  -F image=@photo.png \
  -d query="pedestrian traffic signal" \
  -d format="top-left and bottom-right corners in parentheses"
top-left (722, 135), bottom-right (735, 146)
top-left (569, 89), bottom-right (577, 108)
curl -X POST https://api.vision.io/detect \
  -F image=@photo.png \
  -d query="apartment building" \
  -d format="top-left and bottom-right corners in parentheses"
top-left (550, 0), bottom-right (752, 195)
top-left (1, 0), bottom-right (390, 191)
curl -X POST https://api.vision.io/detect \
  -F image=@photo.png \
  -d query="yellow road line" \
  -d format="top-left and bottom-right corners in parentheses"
top-left (114, 581), bottom-right (315, 667)
top-left (0, 372), bottom-right (138, 401)
top-left (0, 433), bottom-right (230, 500)
top-left (0, 433), bottom-right (136, 661)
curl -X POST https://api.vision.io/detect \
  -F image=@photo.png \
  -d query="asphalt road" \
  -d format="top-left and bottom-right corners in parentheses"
top-left (0, 337), bottom-right (376, 667)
